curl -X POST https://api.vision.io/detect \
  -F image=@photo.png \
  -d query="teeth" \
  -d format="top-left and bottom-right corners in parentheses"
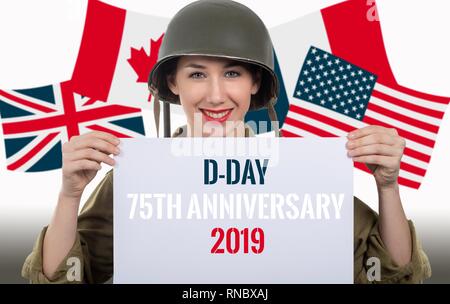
top-left (203, 110), bottom-right (230, 119)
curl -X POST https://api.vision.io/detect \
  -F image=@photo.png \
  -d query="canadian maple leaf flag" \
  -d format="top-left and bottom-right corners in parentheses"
top-left (270, 0), bottom-right (450, 189)
top-left (71, 0), bottom-right (169, 109)
top-left (72, 0), bottom-right (291, 136)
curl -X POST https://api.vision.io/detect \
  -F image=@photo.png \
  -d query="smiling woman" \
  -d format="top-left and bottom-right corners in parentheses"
top-left (148, 0), bottom-right (280, 137)
top-left (21, 0), bottom-right (431, 284)
top-left (166, 56), bottom-right (261, 137)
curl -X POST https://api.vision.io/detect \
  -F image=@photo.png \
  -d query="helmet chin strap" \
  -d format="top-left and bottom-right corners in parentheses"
top-left (149, 85), bottom-right (161, 138)
top-left (151, 85), bottom-right (174, 138)
top-left (163, 102), bottom-right (171, 138)
top-left (267, 99), bottom-right (281, 137)
top-left (153, 94), bottom-right (160, 138)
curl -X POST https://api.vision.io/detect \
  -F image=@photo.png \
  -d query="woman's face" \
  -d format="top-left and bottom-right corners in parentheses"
top-left (168, 56), bottom-right (260, 137)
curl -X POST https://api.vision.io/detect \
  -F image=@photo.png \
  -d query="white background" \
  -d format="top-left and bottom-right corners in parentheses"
top-left (0, 0), bottom-right (449, 283)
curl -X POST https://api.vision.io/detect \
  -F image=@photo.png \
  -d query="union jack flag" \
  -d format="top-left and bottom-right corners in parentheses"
top-left (0, 81), bottom-right (145, 172)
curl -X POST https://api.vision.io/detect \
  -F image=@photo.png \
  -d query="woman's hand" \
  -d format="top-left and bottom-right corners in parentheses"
top-left (346, 125), bottom-right (406, 190)
top-left (61, 131), bottom-right (120, 199)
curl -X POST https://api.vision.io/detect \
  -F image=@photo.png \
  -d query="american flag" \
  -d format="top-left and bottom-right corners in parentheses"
top-left (282, 46), bottom-right (449, 189)
top-left (0, 81), bottom-right (145, 172)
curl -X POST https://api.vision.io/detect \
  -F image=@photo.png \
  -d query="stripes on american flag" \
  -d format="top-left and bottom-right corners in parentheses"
top-left (282, 46), bottom-right (449, 189)
top-left (0, 81), bottom-right (145, 172)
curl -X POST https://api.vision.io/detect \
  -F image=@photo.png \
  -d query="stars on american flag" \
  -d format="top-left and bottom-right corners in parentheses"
top-left (294, 47), bottom-right (377, 121)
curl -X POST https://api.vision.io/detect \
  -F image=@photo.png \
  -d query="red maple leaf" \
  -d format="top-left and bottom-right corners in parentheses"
top-left (127, 34), bottom-right (164, 84)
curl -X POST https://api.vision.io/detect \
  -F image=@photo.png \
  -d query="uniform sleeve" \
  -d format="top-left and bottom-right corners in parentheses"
top-left (22, 170), bottom-right (114, 284)
top-left (353, 196), bottom-right (432, 284)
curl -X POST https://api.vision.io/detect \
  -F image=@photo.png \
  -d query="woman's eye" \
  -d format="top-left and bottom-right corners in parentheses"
top-left (225, 71), bottom-right (240, 78)
top-left (189, 72), bottom-right (205, 79)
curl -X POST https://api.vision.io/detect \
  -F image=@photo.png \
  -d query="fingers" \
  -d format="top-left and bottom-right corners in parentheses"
top-left (346, 125), bottom-right (406, 149)
top-left (74, 131), bottom-right (120, 146)
top-left (348, 125), bottom-right (398, 139)
top-left (347, 143), bottom-right (402, 158)
top-left (65, 148), bottom-right (116, 166)
top-left (351, 155), bottom-right (399, 168)
top-left (64, 159), bottom-right (102, 173)
top-left (71, 132), bottom-right (120, 155)
top-left (346, 126), bottom-right (405, 169)
top-left (346, 132), bottom-right (398, 148)
top-left (62, 131), bottom-right (121, 171)
top-left (61, 131), bottom-right (120, 198)
top-left (73, 138), bottom-right (119, 156)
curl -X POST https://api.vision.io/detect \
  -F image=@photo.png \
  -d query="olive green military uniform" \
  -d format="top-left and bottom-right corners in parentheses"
top-left (22, 126), bottom-right (431, 284)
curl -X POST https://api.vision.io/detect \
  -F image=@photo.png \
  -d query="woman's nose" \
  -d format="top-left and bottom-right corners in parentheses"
top-left (205, 77), bottom-right (226, 105)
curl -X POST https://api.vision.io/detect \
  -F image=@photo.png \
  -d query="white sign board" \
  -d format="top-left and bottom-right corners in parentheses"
top-left (114, 137), bottom-right (353, 283)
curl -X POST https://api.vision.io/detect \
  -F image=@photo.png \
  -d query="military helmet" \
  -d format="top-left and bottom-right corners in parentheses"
top-left (148, 0), bottom-right (279, 111)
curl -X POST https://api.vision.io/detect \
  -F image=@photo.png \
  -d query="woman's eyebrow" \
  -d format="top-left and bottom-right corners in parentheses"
top-left (183, 63), bottom-right (206, 69)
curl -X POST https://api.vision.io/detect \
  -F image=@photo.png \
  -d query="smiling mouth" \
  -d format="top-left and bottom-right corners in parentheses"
top-left (200, 108), bottom-right (233, 122)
